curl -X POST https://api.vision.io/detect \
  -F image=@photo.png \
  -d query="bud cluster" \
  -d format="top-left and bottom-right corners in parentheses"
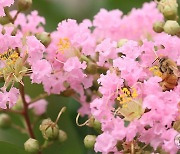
top-left (153, 0), bottom-right (180, 35)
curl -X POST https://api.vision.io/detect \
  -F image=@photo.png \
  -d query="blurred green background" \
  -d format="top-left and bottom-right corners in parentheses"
top-left (0, 0), bottom-right (154, 154)
top-left (33, 0), bottom-right (151, 32)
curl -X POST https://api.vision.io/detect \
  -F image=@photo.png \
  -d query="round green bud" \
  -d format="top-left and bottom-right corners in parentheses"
top-left (117, 39), bottom-right (128, 48)
top-left (92, 119), bottom-right (101, 132)
top-left (24, 138), bottom-right (40, 153)
top-left (35, 32), bottom-right (52, 47)
top-left (164, 20), bottom-right (180, 35)
top-left (153, 21), bottom-right (165, 33)
top-left (45, 126), bottom-right (59, 140)
top-left (39, 118), bottom-right (59, 140)
top-left (0, 113), bottom-right (11, 129)
top-left (0, 16), bottom-right (10, 25)
top-left (163, 5), bottom-right (177, 20)
top-left (18, 0), bottom-right (32, 11)
top-left (58, 130), bottom-right (67, 143)
top-left (84, 135), bottom-right (96, 149)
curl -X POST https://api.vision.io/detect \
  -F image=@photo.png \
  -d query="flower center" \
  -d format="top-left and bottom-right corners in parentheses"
top-left (57, 38), bottom-right (70, 54)
top-left (149, 66), bottom-right (162, 77)
top-left (0, 49), bottom-right (19, 63)
top-left (0, 49), bottom-right (27, 86)
top-left (117, 87), bottom-right (138, 108)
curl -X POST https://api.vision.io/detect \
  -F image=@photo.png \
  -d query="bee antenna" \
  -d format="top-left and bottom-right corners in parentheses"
top-left (152, 57), bottom-right (160, 64)
top-left (152, 49), bottom-right (160, 64)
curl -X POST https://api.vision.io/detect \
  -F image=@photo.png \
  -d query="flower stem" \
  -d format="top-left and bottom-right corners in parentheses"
top-left (4, 7), bottom-right (13, 23)
top-left (28, 93), bottom-right (49, 105)
top-left (19, 83), bottom-right (35, 139)
top-left (4, 7), bottom-right (20, 24)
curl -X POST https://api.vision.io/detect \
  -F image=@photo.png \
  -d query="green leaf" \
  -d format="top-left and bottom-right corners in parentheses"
top-left (0, 141), bottom-right (26, 154)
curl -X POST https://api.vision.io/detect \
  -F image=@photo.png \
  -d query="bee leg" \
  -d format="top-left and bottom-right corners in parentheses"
top-left (161, 82), bottom-right (174, 91)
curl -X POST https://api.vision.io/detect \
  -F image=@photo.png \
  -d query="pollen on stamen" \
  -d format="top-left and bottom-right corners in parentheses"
top-left (149, 66), bottom-right (162, 77)
top-left (116, 87), bottom-right (138, 110)
top-left (57, 38), bottom-right (70, 54)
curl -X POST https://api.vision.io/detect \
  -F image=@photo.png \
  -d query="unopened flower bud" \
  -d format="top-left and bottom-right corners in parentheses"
top-left (84, 135), bottom-right (96, 149)
top-left (39, 118), bottom-right (59, 140)
top-left (92, 119), bottom-right (101, 132)
top-left (153, 21), bottom-right (165, 33)
top-left (35, 32), bottom-right (52, 47)
top-left (85, 62), bottom-right (97, 74)
top-left (117, 39), bottom-right (128, 48)
top-left (18, 0), bottom-right (32, 11)
top-left (164, 20), bottom-right (180, 35)
top-left (58, 130), bottom-right (67, 143)
top-left (163, 5), bottom-right (177, 20)
top-left (0, 16), bottom-right (10, 25)
top-left (0, 113), bottom-right (11, 129)
top-left (24, 138), bottom-right (40, 153)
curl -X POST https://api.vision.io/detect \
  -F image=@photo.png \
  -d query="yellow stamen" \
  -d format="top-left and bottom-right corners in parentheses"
top-left (149, 66), bottom-right (162, 77)
top-left (0, 49), bottom-right (19, 64)
top-left (132, 88), bottom-right (138, 98)
top-left (57, 38), bottom-right (70, 53)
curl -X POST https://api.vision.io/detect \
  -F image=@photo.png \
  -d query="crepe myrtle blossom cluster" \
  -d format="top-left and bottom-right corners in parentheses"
top-left (0, 0), bottom-right (180, 153)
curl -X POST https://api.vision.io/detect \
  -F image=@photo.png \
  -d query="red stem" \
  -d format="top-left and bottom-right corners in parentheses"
top-left (19, 84), bottom-right (35, 139)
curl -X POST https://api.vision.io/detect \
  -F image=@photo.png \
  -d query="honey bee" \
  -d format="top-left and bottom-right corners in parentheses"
top-left (153, 56), bottom-right (179, 91)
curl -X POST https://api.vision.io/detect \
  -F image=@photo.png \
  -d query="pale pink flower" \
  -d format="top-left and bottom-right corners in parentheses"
top-left (113, 57), bottom-right (146, 86)
top-left (96, 38), bottom-right (118, 66)
top-left (94, 132), bottom-right (117, 154)
top-left (31, 59), bottom-right (52, 84)
top-left (0, 88), bottom-right (19, 109)
top-left (98, 70), bottom-right (123, 97)
top-left (25, 36), bottom-right (45, 64)
top-left (56, 19), bottom-right (96, 56)
top-left (118, 40), bottom-right (141, 59)
top-left (29, 99), bottom-right (48, 115)
top-left (14, 11), bottom-right (45, 34)
top-left (93, 8), bottom-right (122, 40)
top-left (0, 26), bottom-right (22, 54)
top-left (43, 72), bottom-right (66, 94)
top-left (93, 2), bottom-right (162, 41)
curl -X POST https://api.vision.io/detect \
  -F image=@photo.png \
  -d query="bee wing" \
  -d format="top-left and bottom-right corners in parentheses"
top-left (170, 65), bottom-right (180, 77)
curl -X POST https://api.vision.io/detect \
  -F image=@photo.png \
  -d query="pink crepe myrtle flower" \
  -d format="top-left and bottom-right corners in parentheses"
top-left (113, 57), bottom-right (147, 86)
top-left (0, 88), bottom-right (19, 109)
top-left (0, 26), bottom-right (22, 54)
top-left (154, 33), bottom-right (180, 62)
top-left (31, 59), bottom-right (52, 84)
top-left (93, 8), bottom-right (123, 41)
top-left (14, 10), bottom-right (45, 34)
top-left (43, 72), bottom-right (66, 94)
top-left (98, 70), bottom-right (124, 97)
top-left (29, 99), bottom-right (48, 115)
top-left (118, 40), bottom-right (142, 59)
top-left (93, 2), bottom-right (162, 41)
top-left (56, 19), bottom-right (96, 56)
top-left (96, 38), bottom-right (118, 66)
top-left (25, 36), bottom-right (45, 64)
top-left (94, 132), bottom-right (117, 154)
